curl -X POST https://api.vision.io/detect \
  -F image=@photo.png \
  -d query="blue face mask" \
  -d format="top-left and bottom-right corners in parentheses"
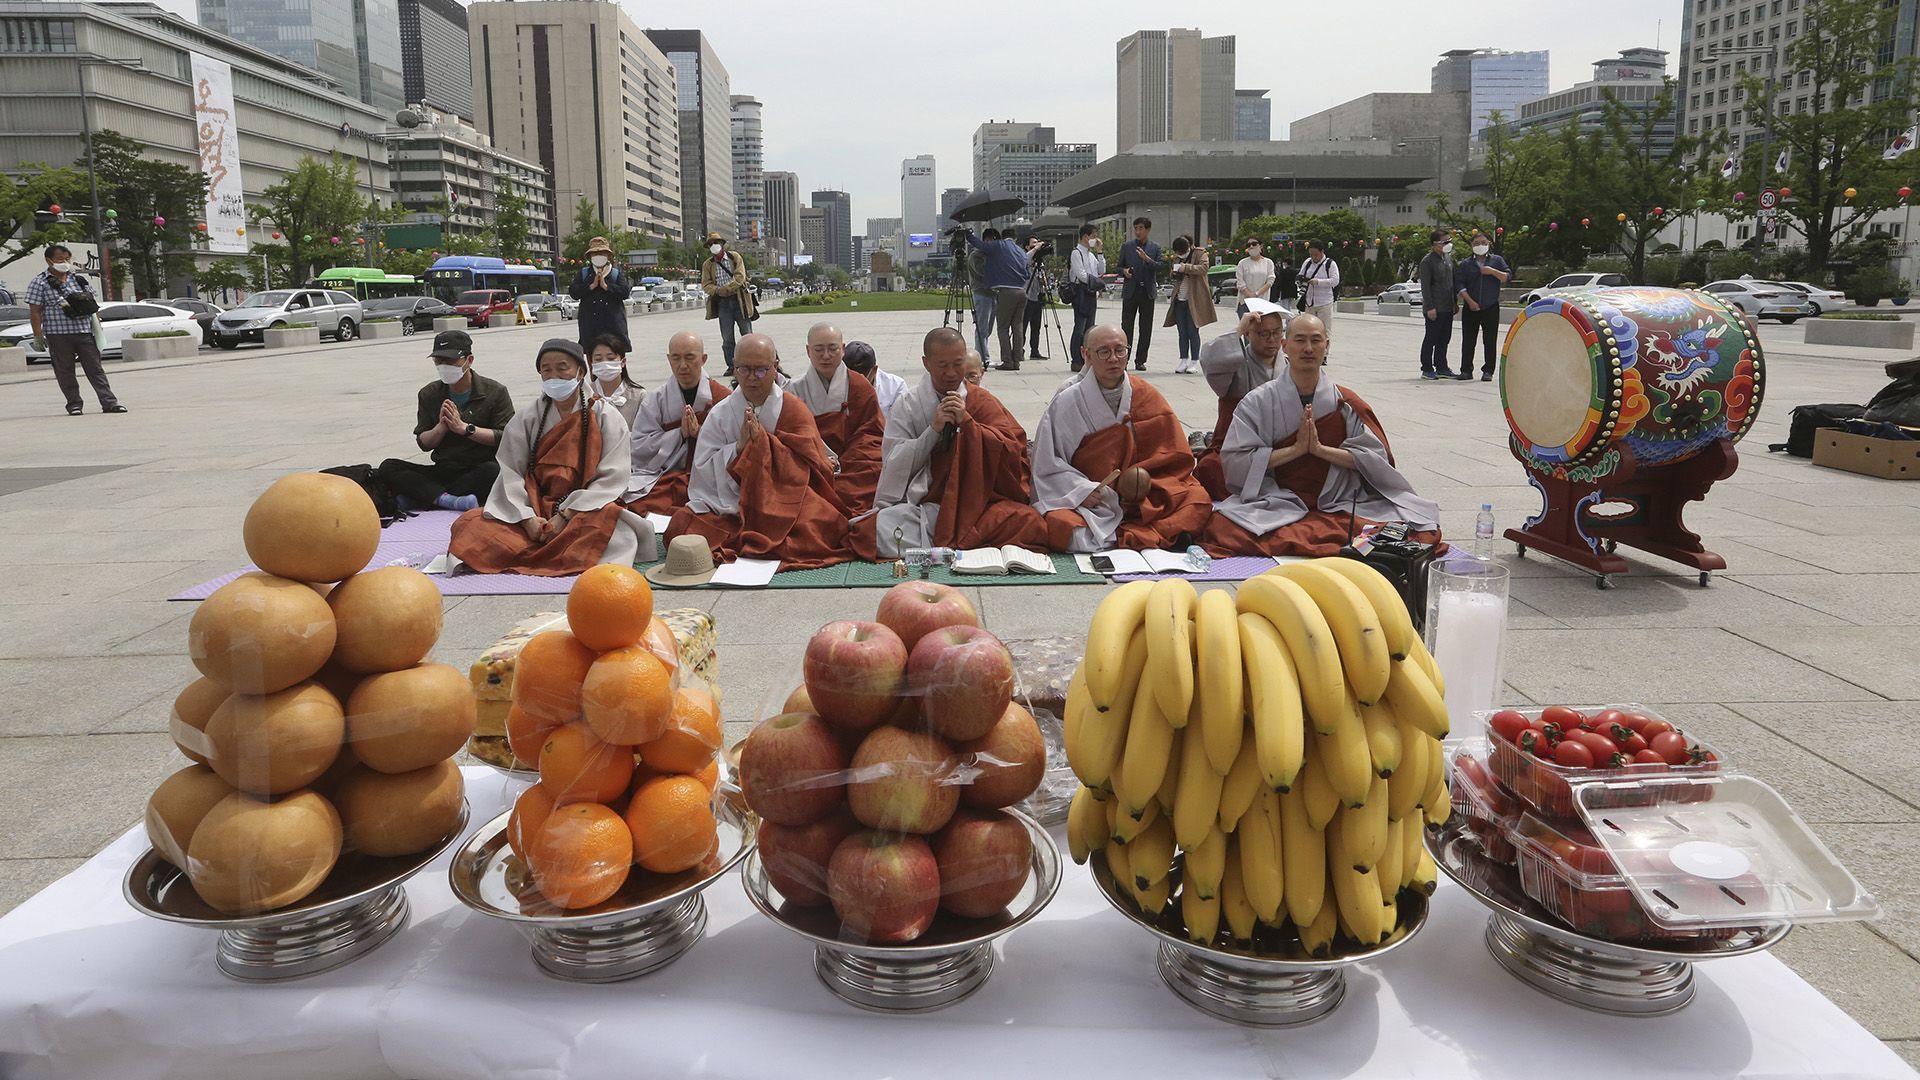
top-left (541, 377), bottom-right (580, 401)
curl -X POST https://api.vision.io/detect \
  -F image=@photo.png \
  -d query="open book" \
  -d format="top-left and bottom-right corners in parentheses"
top-left (1084, 549), bottom-right (1207, 576)
top-left (950, 545), bottom-right (1055, 576)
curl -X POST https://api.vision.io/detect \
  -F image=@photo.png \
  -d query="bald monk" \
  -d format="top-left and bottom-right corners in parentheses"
top-left (857, 326), bottom-right (1048, 558)
top-left (623, 330), bottom-right (731, 515)
top-left (1194, 299), bottom-right (1285, 499)
top-left (667, 334), bottom-right (853, 568)
top-left (1202, 313), bottom-right (1441, 556)
top-left (1031, 325), bottom-right (1213, 552)
top-left (788, 321), bottom-right (885, 512)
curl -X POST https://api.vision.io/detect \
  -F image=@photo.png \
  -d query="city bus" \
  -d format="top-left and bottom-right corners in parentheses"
top-left (422, 256), bottom-right (557, 302)
top-left (309, 266), bottom-right (426, 300)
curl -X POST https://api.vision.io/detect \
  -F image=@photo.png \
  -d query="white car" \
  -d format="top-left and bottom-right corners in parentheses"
top-left (1773, 281), bottom-right (1850, 315)
top-left (1378, 280), bottom-right (1423, 306)
top-left (1700, 279), bottom-right (1810, 323)
top-left (0, 301), bottom-right (201, 363)
top-left (1519, 272), bottom-right (1629, 306)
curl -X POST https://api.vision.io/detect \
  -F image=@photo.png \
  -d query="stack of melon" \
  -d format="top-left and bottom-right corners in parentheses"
top-left (147, 473), bottom-right (472, 916)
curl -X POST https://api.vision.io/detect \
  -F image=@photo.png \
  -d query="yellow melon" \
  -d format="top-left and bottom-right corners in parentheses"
top-left (347, 663), bottom-right (475, 774)
top-left (185, 789), bottom-right (343, 915)
top-left (242, 472), bottom-right (381, 584)
top-left (188, 572), bottom-right (337, 693)
top-left (333, 759), bottom-right (465, 856)
top-left (170, 677), bottom-right (229, 765)
top-left (204, 681), bottom-right (345, 795)
top-left (327, 566), bottom-right (444, 674)
top-left (145, 764), bottom-right (235, 869)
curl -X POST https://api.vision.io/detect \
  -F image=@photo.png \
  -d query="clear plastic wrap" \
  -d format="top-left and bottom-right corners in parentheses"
top-left (1481, 703), bottom-right (1723, 818)
top-left (1446, 747), bottom-right (1519, 865)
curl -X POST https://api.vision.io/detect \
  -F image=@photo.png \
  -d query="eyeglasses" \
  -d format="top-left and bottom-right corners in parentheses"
top-left (735, 365), bottom-right (775, 378)
top-left (1086, 345), bottom-right (1127, 359)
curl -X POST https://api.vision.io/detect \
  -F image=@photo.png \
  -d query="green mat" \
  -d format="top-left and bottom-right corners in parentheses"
top-left (636, 555), bottom-right (1107, 590)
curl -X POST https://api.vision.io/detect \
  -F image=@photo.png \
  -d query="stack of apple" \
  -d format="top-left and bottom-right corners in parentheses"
top-left (739, 581), bottom-right (1045, 943)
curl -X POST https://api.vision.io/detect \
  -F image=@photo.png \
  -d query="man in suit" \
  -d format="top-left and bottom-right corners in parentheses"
top-left (1117, 216), bottom-right (1164, 371)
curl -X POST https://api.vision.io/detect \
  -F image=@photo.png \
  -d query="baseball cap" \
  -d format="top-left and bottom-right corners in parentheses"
top-left (429, 329), bottom-right (472, 359)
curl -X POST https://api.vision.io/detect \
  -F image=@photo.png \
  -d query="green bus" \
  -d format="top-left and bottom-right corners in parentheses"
top-left (309, 266), bottom-right (425, 300)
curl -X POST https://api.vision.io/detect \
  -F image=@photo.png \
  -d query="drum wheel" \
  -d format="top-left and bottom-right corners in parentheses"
top-left (1595, 574), bottom-right (1615, 591)
top-left (1602, 539), bottom-right (1618, 554)
top-left (1699, 571), bottom-right (1712, 588)
top-left (1515, 544), bottom-right (1527, 558)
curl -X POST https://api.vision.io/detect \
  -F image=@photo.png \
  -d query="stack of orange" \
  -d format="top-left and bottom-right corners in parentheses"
top-left (504, 564), bottom-right (724, 910)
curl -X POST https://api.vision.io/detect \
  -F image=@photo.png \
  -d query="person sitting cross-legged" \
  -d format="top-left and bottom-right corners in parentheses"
top-left (377, 329), bottom-right (515, 515)
top-left (787, 320), bottom-right (885, 513)
top-left (1193, 300), bottom-right (1286, 499)
top-left (623, 331), bottom-right (732, 516)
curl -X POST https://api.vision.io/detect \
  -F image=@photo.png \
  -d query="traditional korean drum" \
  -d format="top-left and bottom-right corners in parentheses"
top-left (1500, 287), bottom-right (1765, 471)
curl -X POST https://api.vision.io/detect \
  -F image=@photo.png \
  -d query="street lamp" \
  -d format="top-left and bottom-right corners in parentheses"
top-left (74, 57), bottom-right (146, 299)
top-left (1262, 174), bottom-right (1299, 218)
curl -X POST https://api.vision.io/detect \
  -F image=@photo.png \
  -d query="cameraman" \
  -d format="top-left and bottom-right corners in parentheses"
top-left (1067, 225), bottom-right (1105, 371)
top-left (1021, 236), bottom-right (1050, 364)
top-left (26, 243), bottom-right (123, 416)
top-left (960, 226), bottom-right (1031, 371)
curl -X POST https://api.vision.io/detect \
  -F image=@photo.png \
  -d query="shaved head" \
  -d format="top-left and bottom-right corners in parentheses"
top-left (734, 334), bottom-right (779, 405)
top-left (1283, 313), bottom-right (1329, 385)
top-left (806, 321), bottom-right (845, 379)
top-left (923, 327), bottom-right (968, 393)
top-left (666, 331), bottom-right (707, 389)
top-left (1082, 325), bottom-right (1129, 390)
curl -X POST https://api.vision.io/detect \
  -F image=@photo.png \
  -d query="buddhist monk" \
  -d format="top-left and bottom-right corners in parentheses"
top-left (787, 321), bottom-right (885, 512)
top-left (1031, 325), bottom-right (1213, 552)
top-left (667, 333), bottom-right (853, 569)
top-left (450, 339), bottom-right (653, 575)
top-left (857, 326), bottom-right (1048, 558)
top-left (1202, 313), bottom-right (1441, 557)
top-left (624, 330), bottom-right (731, 515)
top-left (1193, 299), bottom-right (1285, 499)
top-left (843, 340), bottom-right (908, 414)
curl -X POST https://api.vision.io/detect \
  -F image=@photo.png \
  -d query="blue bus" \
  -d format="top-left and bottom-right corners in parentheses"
top-left (423, 256), bottom-right (557, 302)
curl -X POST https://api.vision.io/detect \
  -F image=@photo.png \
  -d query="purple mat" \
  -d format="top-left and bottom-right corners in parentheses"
top-left (379, 509), bottom-right (465, 540)
top-left (1113, 555), bottom-right (1280, 583)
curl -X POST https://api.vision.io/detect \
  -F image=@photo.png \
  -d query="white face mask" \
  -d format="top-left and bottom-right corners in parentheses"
top-left (710, 244), bottom-right (723, 255)
top-left (435, 363), bottom-right (465, 384)
top-left (1472, 245), bottom-right (1490, 257)
top-left (50, 261), bottom-right (74, 274)
top-left (591, 360), bottom-right (624, 381)
top-left (590, 255), bottom-right (609, 269)
top-left (542, 377), bottom-right (580, 401)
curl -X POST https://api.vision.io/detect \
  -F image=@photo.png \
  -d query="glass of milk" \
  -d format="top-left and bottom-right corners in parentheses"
top-left (1425, 559), bottom-right (1510, 740)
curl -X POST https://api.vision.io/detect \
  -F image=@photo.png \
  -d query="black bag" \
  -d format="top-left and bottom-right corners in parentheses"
top-left (1057, 279), bottom-right (1081, 305)
top-left (1769, 403), bottom-right (1869, 458)
top-left (61, 287), bottom-right (99, 318)
top-left (1865, 362), bottom-right (1920, 428)
top-left (320, 464), bottom-right (402, 523)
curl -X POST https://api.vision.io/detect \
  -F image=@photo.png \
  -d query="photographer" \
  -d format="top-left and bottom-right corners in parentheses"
top-left (960, 226), bottom-right (1031, 372)
top-left (1066, 225), bottom-right (1105, 371)
top-left (26, 243), bottom-right (123, 416)
top-left (1021, 236), bottom-right (1051, 364)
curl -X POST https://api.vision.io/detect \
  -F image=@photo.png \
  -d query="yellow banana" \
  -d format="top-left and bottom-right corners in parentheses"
top-left (1129, 814), bottom-right (1176, 890)
top-left (1314, 557), bottom-right (1415, 661)
top-left (1298, 747), bottom-right (1339, 831)
top-left (1067, 784), bottom-right (1104, 864)
top-left (1299, 893), bottom-right (1339, 957)
top-left (1237, 612), bottom-right (1306, 793)
top-left (1271, 561), bottom-right (1391, 705)
top-left (1155, 712), bottom-right (1185, 816)
top-left (1146, 579), bottom-right (1197, 724)
top-left (1104, 837), bottom-right (1132, 894)
top-left (1384, 655), bottom-right (1449, 740)
top-left (1194, 588), bottom-right (1244, 774)
top-left (1400, 808), bottom-right (1425, 890)
top-left (1376, 816), bottom-right (1405, 897)
top-left (1086, 580), bottom-right (1154, 711)
top-left (1070, 629), bottom-right (1148, 788)
top-left (1183, 824), bottom-right (1228, 899)
top-left (1117, 670), bottom-right (1175, 819)
top-left (1315, 688), bottom-right (1374, 807)
top-left (1327, 813), bottom-right (1385, 945)
top-left (1219, 843), bottom-right (1257, 943)
top-left (1134, 872), bottom-right (1172, 914)
top-left (1110, 791), bottom-right (1159, 843)
top-left (1341, 774), bottom-right (1391, 872)
top-left (1217, 731), bottom-right (1263, 833)
top-left (1173, 719), bottom-right (1224, 849)
top-left (1063, 664), bottom-right (1087, 770)
top-left (1237, 575), bottom-right (1346, 735)
top-left (1421, 735), bottom-right (1452, 826)
top-left (1386, 715), bottom-right (1430, 822)
top-left (1278, 783), bottom-right (1327, 930)
top-left (1408, 633), bottom-right (1445, 696)
top-left (1181, 881), bottom-right (1222, 944)
top-left (1237, 792), bottom-right (1285, 923)
top-left (1359, 700), bottom-right (1403, 779)
top-left (1410, 844), bottom-right (1439, 896)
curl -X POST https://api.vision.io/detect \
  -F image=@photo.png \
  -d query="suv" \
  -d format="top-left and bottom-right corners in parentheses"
top-left (455, 289), bottom-right (518, 326)
top-left (211, 289), bottom-right (363, 347)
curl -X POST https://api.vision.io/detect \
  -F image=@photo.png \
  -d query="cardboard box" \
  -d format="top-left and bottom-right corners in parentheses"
top-left (1813, 429), bottom-right (1920, 480)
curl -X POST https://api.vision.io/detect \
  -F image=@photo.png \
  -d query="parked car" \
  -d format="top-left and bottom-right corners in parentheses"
top-left (156, 297), bottom-right (223, 345)
top-left (1772, 280), bottom-right (1850, 315)
top-left (211, 289), bottom-right (363, 347)
top-left (0, 305), bottom-right (28, 334)
top-left (520, 292), bottom-right (577, 319)
top-left (1700, 279), bottom-right (1810, 322)
top-left (1, 301), bottom-right (200, 362)
top-left (1518, 272), bottom-right (1629, 306)
top-left (1378, 280), bottom-right (1423, 306)
top-left (452, 289), bottom-right (518, 327)
top-left (362, 295), bottom-right (456, 334)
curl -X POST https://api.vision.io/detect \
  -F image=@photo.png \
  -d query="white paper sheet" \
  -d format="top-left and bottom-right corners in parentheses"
top-left (709, 557), bottom-right (780, 587)
top-left (645, 512), bottom-right (673, 536)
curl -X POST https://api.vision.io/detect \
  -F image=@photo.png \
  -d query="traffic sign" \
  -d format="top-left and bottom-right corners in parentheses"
top-left (1759, 189), bottom-right (1778, 210)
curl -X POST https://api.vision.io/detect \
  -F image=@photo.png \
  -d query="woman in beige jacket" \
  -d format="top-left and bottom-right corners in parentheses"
top-left (1163, 235), bottom-right (1217, 373)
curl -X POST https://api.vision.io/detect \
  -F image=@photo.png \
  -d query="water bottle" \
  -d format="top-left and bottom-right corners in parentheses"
top-left (1183, 544), bottom-right (1212, 573)
top-left (1474, 503), bottom-right (1496, 560)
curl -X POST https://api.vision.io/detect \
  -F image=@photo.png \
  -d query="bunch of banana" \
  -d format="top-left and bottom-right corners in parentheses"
top-left (1065, 560), bottom-right (1452, 957)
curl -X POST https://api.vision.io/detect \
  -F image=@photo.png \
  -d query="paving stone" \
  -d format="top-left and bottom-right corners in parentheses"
top-left (0, 734), bottom-right (170, 858)
top-left (0, 655), bottom-right (190, 736)
top-left (1808, 824), bottom-right (1920, 962)
top-left (1648, 704), bottom-right (1916, 824)
top-left (1727, 702), bottom-right (1920, 812)
top-left (1511, 573), bottom-right (1845, 629)
top-left (1738, 574), bottom-right (1920, 626)
top-left (1738, 534), bottom-right (1920, 575)
top-left (0, 601), bottom-right (192, 660)
top-left (1771, 922), bottom-right (1920, 1040)
top-left (1502, 627), bottom-right (1881, 705)
top-left (0, 562), bottom-right (197, 604)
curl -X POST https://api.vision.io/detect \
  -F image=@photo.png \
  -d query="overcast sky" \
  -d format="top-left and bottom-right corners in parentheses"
top-left (155, 0), bottom-right (1679, 229)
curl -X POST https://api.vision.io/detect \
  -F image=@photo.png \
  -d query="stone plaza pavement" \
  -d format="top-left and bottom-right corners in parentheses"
top-left (1, 298), bottom-right (1916, 1058)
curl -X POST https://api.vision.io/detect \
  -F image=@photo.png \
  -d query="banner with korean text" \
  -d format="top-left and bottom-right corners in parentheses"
top-left (189, 53), bottom-right (248, 254)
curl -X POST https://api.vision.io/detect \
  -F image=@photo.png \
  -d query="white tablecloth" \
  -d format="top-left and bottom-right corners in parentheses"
top-left (1, 767), bottom-right (1911, 1080)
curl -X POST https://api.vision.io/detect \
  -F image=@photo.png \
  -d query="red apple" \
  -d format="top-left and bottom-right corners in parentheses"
top-left (803, 620), bottom-right (907, 732)
top-left (957, 701), bottom-right (1046, 809)
top-left (932, 808), bottom-right (1033, 919)
top-left (782, 685), bottom-right (813, 715)
top-left (909, 625), bottom-right (1015, 743)
top-left (875, 580), bottom-right (979, 652)
top-left (739, 712), bottom-right (847, 826)
top-left (758, 808), bottom-right (860, 907)
top-left (828, 830), bottom-right (942, 943)
top-left (847, 726), bottom-right (959, 834)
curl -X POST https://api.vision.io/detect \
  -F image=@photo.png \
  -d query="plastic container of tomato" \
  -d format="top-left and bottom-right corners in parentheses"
top-left (1447, 749), bottom-right (1520, 864)
top-left (1509, 812), bottom-right (1729, 943)
top-left (1483, 704), bottom-right (1723, 818)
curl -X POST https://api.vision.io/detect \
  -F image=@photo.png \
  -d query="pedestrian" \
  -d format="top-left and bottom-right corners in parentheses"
top-left (1022, 237), bottom-right (1048, 361)
top-left (25, 243), bottom-right (124, 416)
top-left (1455, 229), bottom-right (1511, 381)
top-left (960, 226), bottom-right (1032, 371)
top-left (699, 231), bottom-right (758, 376)
top-left (1417, 229), bottom-right (1458, 380)
top-left (1162, 236), bottom-right (1217, 374)
top-left (1297, 240), bottom-right (1340, 333)
top-left (967, 229), bottom-right (997, 365)
top-left (1067, 225), bottom-right (1105, 372)
top-left (1235, 238), bottom-right (1275, 317)
top-left (1117, 216), bottom-right (1164, 370)
top-left (568, 235), bottom-right (632, 355)
top-left (1270, 251), bottom-right (1298, 307)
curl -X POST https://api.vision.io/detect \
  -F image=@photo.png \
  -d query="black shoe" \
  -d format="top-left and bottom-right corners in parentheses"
top-left (1029, 352), bottom-right (1048, 361)
top-left (995, 362), bottom-right (1021, 371)
top-left (1133, 361), bottom-right (1146, 371)
top-left (1455, 371), bottom-right (1472, 381)
top-left (66, 406), bottom-right (82, 415)
top-left (104, 404), bottom-right (127, 413)
top-left (1435, 369), bottom-right (1457, 379)
top-left (1481, 371), bottom-right (1494, 382)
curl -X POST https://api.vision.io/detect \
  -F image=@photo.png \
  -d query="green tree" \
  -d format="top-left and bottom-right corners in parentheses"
top-left (194, 257), bottom-right (250, 299)
top-left (248, 154), bottom-right (369, 281)
top-left (81, 131), bottom-right (208, 298)
top-left (1591, 81), bottom-right (1723, 283)
top-left (493, 183), bottom-right (530, 261)
top-left (1734, 0), bottom-right (1920, 270)
top-left (0, 164), bottom-right (87, 272)
top-left (825, 265), bottom-right (851, 290)
top-left (561, 198), bottom-right (616, 263)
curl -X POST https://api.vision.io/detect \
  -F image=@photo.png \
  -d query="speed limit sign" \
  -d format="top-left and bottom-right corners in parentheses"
top-left (1759, 189), bottom-right (1778, 210)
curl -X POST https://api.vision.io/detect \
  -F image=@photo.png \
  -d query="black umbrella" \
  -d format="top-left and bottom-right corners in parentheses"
top-left (946, 189), bottom-right (1026, 224)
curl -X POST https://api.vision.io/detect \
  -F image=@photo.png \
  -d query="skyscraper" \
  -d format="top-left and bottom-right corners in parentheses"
top-left (972, 121), bottom-right (1047, 190)
top-left (1432, 48), bottom-right (1550, 137)
top-left (1115, 28), bottom-right (1236, 152)
top-left (646, 30), bottom-right (735, 244)
top-left (762, 170), bottom-right (800, 264)
top-left (940, 187), bottom-right (970, 223)
top-left (972, 123), bottom-right (1096, 228)
top-left (1234, 89), bottom-right (1271, 140)
top-left (201, 0), bottom-right (406, 116)
top-left (899, 157), bottom-right (936, 265)
top-left (469, 1), bottom-right (682, 243)
top-left (799, 206), bottom-right (827, 263)
top-left (730, 95), bottom-right (764, 243)
top-left (399, 0), bottom-right (471, 118)
top-left (809, 189), bottom-right (852, 271)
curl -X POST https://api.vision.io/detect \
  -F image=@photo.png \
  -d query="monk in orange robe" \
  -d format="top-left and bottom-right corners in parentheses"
top-left (623, 330), bottom-right (731, 515)
top-left (788, 321), bottom-right (884, 512)
top-left (1194, 302), bottom-right (1285, 499)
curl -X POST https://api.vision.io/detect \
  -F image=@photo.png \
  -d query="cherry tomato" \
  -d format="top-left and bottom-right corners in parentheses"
top-left (1572, 730), bottom-right (1619, 761)
top-left (1489, 710), bottom-right (1530, 744)
top-left (1527, 714), bottom-right (1551, 731)
top-left (1639, 719), bottom-right (1675, 740)
top-left (1618, 711), bottom-right (1652, 732)
top-left (1650, 730), bottom-right (1690, 765)
top-left (1632, 749), bottom-right (1666, 765)
top-left (1589, 708), bottom-right (1628, 731)
top-left (1540, 705), bottom-right (1586, 730)
top-left (1622, 732), bottom-right (1650, 755)
top-left (1554, 740), bottom-right (1595, 768)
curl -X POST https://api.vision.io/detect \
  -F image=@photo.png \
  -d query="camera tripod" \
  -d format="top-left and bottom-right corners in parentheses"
top-left (941, 229), bottom-right (975, 335)
top-left (1027, 260), bottom-right (1072, 367)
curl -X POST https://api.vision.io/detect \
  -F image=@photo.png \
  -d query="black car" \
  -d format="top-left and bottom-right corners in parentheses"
top-left (362, 295), bottom-right (456, 334)
top-left (157, 297), bottom-right (224, 345)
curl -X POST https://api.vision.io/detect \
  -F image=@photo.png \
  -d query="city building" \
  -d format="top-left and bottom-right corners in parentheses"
top-left (469, 1), bottom-right (681, 243)
top-left (1510, 48), bottom-right (1674, 155)
top-left (730, 94), bottom-right (765, 244)
top-left (384, 106), bottom-right (553, 259)
top-left (762, 169), bottom-right (799, 265)
top-left (1235, 89), bottom-right (1272, 140)
top-left (399, 0), bottom-right (471, 120)
top-left (940, 186), bottom-right (970, 223)
top-left (1290, 90), bottom-right (1473, 196)
top-left (199, 0), bottom-right (406, 116)
top-left (1432, 48), bottom-right (1550, 138)
top-left (972, 121), bottom-right (1048, 190)
top-left (809, 189), bottom-right (852, 270)
top-left (1115, 29), bottom-right (1236, 153)
top-left (977, 130), bottom-right (1097, 230)
top-left (798, 206), bottom-right (826, 263)
top-left (646, 29), bottom-right (735, 244)
top-left (899, 156), bottom-right (936, 265)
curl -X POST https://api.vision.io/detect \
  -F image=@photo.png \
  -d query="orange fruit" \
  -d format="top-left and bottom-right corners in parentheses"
top-left (513, 631), bottom-right (596, 724)
top-left (567, 565), bottom-right (654, 653)
top-left (581, 646), bottom-right (673, 746)
top-left (691, 760), bottom-right (720, 791)
top-left (538, 722), bottom-right (635, 804)
top-left (506, 704), bottom-right (560, 769)
top-left (508, 782), bottom-right (557, 860)
top-left (643, 617), bottom-right (679, 674)
top-left (525, 802), bottom-right (632, 909)
top-left (624, 775), bottom-right (719, 874)
top-left (638, 687), bottom-right (722, 774)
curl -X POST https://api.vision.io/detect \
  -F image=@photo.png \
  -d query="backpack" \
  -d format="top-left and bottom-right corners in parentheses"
top-left (320, 463), bottom-right (403, 523)
top-left (1769, 404), bottom-right (1869, 458)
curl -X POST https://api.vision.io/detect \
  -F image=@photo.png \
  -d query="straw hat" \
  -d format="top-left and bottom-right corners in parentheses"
top-left (586, 235), bottom-right (614, 256)
top-left (646, 535), bottom-right (717, 587)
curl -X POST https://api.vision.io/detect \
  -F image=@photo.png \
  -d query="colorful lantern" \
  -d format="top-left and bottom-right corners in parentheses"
top-left (272, 231), bottom-right (282, 239)
top-left (1733, 192), bottom-right (1746, 202)
top-left (1695, 198), bottom-right (1708, 208)
top-left (1495, 226), bottom-right (1505, 235)
top-left (1902, 186), bottom-right (1914, 199)
top-left (196, 222), bottom-right (208, 232)
top-left (153, 215), bottom-right (166, 226)
top-left (235, 227), bottom-right (245, 236)
top-left (1652, 207), bottom-right (1664, 217)
top-left (1581, 217), bottom-right (1591, 227)
top-left (47, 203), bottom-right (62, 215)
top-left (330, 235), bottom-right (341, 245)
top-left (1549, 221), bottom-right (1559, 231)
top-left (1616, 213), bottom-right (1627, 223)
top-left (1779, 187), bottom-right (1792, 198)
top-left (1843, 187), bottom-right (1857, 200)
top-left (302, 234), bottom-right (312, 242)
top-left (104, 209), bottom-right (117, 220)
